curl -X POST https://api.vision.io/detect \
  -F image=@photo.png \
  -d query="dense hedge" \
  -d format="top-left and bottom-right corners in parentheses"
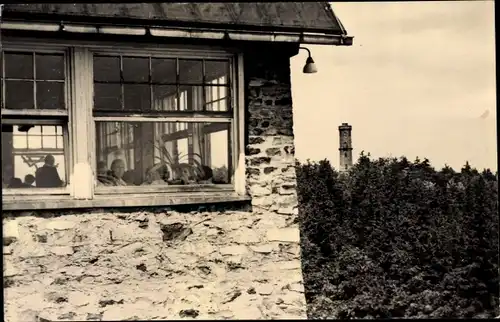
top-left (296, 153), bottom-right (499, 318)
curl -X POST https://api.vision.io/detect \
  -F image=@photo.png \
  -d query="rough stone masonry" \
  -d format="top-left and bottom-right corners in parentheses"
top-left (2, 46), bottom-right (306, 321)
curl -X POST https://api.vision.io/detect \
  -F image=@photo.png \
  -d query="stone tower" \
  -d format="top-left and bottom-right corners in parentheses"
top-left (339, 123), bottom-right (353, 171)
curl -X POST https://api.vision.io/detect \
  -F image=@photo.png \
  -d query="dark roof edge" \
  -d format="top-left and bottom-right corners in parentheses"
top-left (324, 2), bottom-right (349, 35)
top-left (1, 20), bottom-right (354, 46)
top-left (321, 1), bottom-right (347, 35)
top-left (1, 10), bottom-right (349, 36)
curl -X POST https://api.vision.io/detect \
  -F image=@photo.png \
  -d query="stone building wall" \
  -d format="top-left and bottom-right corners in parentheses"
top-left (2, 46), bottom-right (305, 321)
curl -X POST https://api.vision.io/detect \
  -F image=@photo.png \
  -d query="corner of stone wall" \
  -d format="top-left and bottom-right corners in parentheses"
top-left (245, 50), bottom-right (299, 214)
top-left (243, 49), bottom-right (306, 318)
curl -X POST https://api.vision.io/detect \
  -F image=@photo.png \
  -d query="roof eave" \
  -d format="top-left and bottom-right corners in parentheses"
top-left (0, 20), bottom-right (354, 46)
top-left (0, 4), bottom-right (350, 36)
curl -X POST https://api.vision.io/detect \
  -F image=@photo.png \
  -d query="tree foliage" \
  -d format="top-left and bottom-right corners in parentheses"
top-left (296, 155), bottom-right (499, 319)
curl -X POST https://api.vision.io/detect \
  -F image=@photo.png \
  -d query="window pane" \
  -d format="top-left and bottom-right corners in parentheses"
top-left (37, 82), bottom-right (65, 109)
top-left (152, 85), bottom-right (177, 111)
top-left (94, 56), bottom-right (121, 82)
top-left (95, 121), bottom-right (231, 187)
top-left (209, 129), bottom-right (230, 184)
top-left (5, 52), bottom-right (33, 79)
top-left (12, 135), bottom-right (27, 149)
top-left (36, 54), bottom-right (65, 80)
top-left (56, 136), bottom-right (64, 149)
top-left (42, 125), bottom-right (57, 135)
top-left (42, 135), bottom-right (57, 149)
top-left (27, 134), bottom-right (42, 149)
top-left (177, 122), bottom-right (187, 131)
top-left (5, 80), bottom-right (34, 109)
top-left (179, 92), bottom-right (187, 111)
top-left (123, 57), bottom-right (149, 83)
top-left (179, 60), bottom-right (203, 84)
top-left (2, 123), bottom-right (67, 189)
top-left (25, 125), bottom-right (41, 135)
top-left (204, 86), bottom-right (229, 111)
top-left (204, 60), bottom-right (230, 84)
top-left (94, 83), bottom-right (122, 110)
top-left (124, 84), bottom-right (151, 111)
top-left (1, 52), bottom-right (3, 108)
top-left (151, 58), bottom-right (176, 84)
top-left (176, 85), bottom-right (204, 111)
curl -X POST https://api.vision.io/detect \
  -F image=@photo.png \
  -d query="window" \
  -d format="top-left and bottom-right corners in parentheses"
top-left (95, 121), bottom-right (230, 187)
top-left (1, 40), bottom-right (245, 208)
top-left (93, 54), bottom-right (233, 190)
top-left (1, 50), bottom-right (69, 193)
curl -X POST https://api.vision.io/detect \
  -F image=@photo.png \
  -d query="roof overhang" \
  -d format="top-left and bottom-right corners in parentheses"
top-left (0, 20), bottom-right (353, 46)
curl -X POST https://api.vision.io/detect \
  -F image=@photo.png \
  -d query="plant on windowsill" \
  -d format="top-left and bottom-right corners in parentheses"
top-left (152, 138), bottom-right (216, 185)
top-left (96, 138), bottom-right (228, 187)
top-left (212, 165), bottom-right (229, 184)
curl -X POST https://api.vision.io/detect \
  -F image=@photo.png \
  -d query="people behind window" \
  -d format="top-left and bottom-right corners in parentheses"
top-left (123, 169), bottom-right (140, 185)
top-left (198, 165), bottom-right (214, 183)
top-left (212, 165), bottom-right (229, 184)
top-left (23, 174), bottom-right (35, 187)
top-left (7, 177), bottom-right (23, 188)
top-left (4, 160), bottom-right (221, 189)
top-left (142, 163), bottom-right (170, 185)
top-left (97, 161), bottom-right (108, 177)
top-left (35, 154), bottom-right (64, 188)
top-left (158, 164), bottom-right (171, 183)
top-left (94, 158), bottom-right (220, 187)
top-left (96, 159), bottom-right (128, 186)
top-left (96, 161), bottom-right (115, 186)
top-left (169, 163), bottom-right (213, 184)
top-left (109, 159), bottom-right (128, 186)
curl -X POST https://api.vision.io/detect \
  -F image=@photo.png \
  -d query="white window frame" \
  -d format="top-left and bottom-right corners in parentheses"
top-left (1, 38), bottom-right (246, 209)
top-left (1, 46), bottom-right (73, 196)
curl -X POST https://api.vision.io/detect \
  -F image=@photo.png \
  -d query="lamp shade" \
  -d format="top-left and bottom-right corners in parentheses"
top-left (303, 56), bottom-right (318, 74)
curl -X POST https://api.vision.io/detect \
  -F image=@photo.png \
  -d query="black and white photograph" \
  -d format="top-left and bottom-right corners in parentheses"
top-left (1, 1), bottom-right (497, 320)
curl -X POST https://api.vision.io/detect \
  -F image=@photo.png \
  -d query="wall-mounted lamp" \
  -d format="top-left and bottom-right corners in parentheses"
top-left (299, 47), bottom-right (318, 74)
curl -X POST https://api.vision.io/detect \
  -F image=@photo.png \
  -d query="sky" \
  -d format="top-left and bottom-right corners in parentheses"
top-left (290, 1), bottom-right (497, 172)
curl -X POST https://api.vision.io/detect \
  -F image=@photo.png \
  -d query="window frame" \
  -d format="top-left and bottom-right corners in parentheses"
top-left (1, 45), bottom-right (72, 196)
top-left (1, 119), bottom-right (71, 196)
top-left (1, 38), bottom-right (246, 209)
top-left (91, 48), bottom-right (237, 194)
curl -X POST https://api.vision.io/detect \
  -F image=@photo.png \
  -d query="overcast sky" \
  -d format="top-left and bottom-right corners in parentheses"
top-left (290, 1), bottom-right (496, 171)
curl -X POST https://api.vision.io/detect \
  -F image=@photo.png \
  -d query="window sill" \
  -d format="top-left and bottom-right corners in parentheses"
top-left (94, 184), bottom-right (234, 194)
top-left (2, 187), bottom-right (70, 196)
top-left (2, 192), bottom-right (251, 211)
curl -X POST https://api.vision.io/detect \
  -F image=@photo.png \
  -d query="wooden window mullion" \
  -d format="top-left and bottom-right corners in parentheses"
top-left (69, 47), bottom-right (94, 199)
top-left (33, 53), bottom-right (37, 109)
top-left (120, 55), bottom-right (125, 110)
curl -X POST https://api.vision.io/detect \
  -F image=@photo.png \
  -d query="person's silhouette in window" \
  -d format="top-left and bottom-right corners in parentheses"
top-left (35, 154), bottom-right (63, 188)
top-left (142, 164), bottom-right (169, 186)
top-left (109, 159), bottom-right (128, 186)
top-left (123, 169), bottom-right (140, 185)
top-left (7, 177), bottom-right (23, 188)
top-left (23, 174), bottom-right (35, 187)
top-left (96, 161), bottom-right (114, 186)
